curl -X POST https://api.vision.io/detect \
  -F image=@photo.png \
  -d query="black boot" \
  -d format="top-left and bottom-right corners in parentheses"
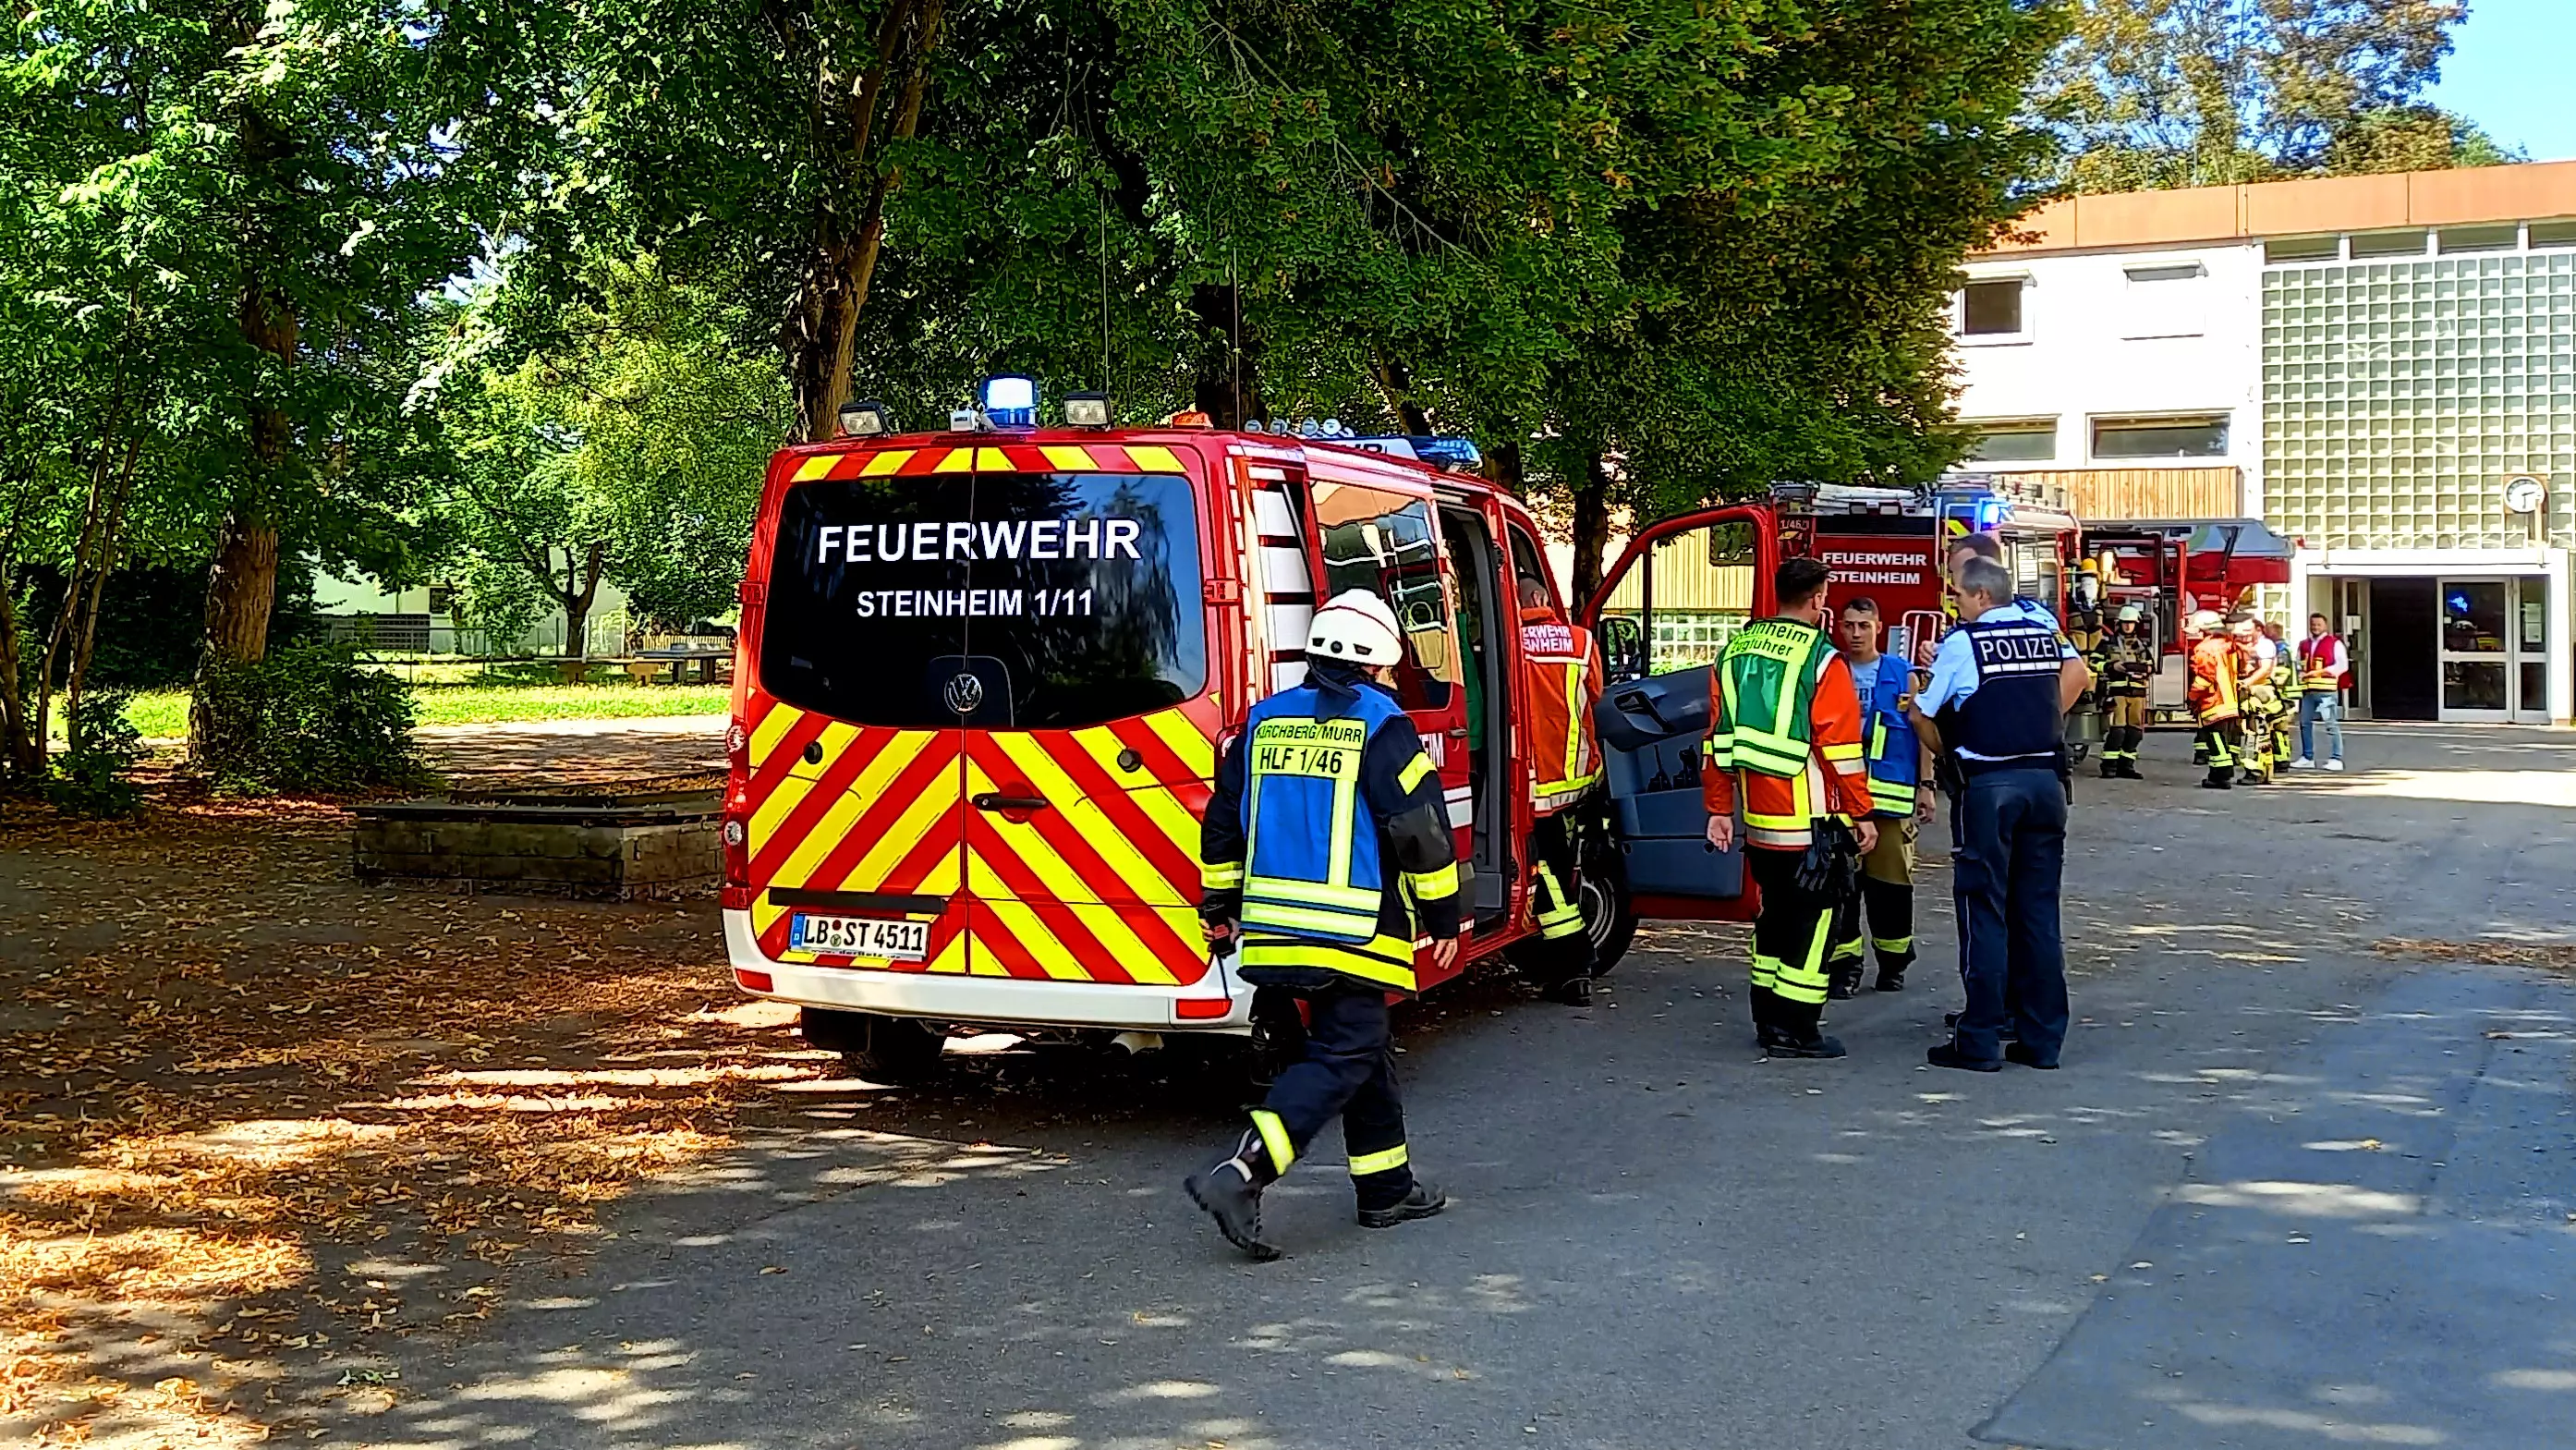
top-left (1927, 1042), bottom-right (2002, 1072)
top-left (1874, 965), bottom-right (1908, 993)
top-left (2200, 770), bottom-right (2233, 789)
top-left (1356, 1180), bottom-right (1448, 1229)
top-left (1539, 974), bottom-right (1593, 1006)
top-left (1828, 958), bottom-right (1865, 1000)
top-left (2098, 760), bottom-right (2120, 779)
top-left (1184, 1132), bottom-right (1281, 1261)
top-left (2120, 762), bottom-right (2145, 779)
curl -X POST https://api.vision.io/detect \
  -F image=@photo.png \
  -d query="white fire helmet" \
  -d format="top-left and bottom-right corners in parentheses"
top-left (1308, 590), bottom-right (1403, 666)
top-left (2186, 609), bottom-right (2224, 636)
top-left (2116, 603), bottom-right (2145, 624)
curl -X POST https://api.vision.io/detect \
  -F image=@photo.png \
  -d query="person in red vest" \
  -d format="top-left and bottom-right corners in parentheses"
top-left (1515, 575), bottom-right (1605, 1005)
top-left (2293, 612), bottom-right (2350, 771)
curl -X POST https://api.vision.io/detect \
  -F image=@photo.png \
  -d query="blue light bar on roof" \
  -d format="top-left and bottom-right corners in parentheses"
top-left (979, 374), bottom-right (1039, 429)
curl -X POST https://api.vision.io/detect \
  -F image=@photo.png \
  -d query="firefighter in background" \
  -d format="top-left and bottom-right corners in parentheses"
top-left (2094, 603), bottom-right (2154, 779)
top-left (2187, 610), bottom-right (2242, 790)
top-left (1186, 590), bottom-right (1458, 1261)
top-left (1704, 556), bottom-right (1877, 1058)
top-left (2065, 561), bottom-right (2106, 657)
top-left (1827, 597), bottom-right (1927, 998)
top-left (2232, 615), bottom-right (2283, 786)
top-left (1515, 574), bottom-right (1605, 1005)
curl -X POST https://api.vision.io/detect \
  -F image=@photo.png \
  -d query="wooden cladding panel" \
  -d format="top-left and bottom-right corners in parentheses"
top-left (2019, 468), bottom-right (2242, 521)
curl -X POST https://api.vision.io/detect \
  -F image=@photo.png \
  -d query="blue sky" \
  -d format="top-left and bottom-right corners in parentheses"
top-left (2428, 0), bottom-right (2576, 163)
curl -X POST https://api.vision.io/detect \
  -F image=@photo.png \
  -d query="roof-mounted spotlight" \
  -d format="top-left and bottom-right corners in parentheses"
top-left (948, 407), bottom-right (985, 433)
top-left (1063, 392), bottom-right (1112, 429)
top-left (979, 374), bottom-right (1039, 429)
top-left (837, 398), bottom-right (893, 438)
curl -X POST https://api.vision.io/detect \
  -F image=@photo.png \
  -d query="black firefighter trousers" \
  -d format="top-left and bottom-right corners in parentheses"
top-left (1244, 979), bottom-right (1416, 1211)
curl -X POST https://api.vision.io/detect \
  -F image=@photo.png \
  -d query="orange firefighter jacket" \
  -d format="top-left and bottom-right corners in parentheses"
top-left (1519, 608), bottom-right (1604, 814)
top-left (1703, 651), bottom-right (1874, 852)
top-left (2188, 636), bottom-right (2242, 725)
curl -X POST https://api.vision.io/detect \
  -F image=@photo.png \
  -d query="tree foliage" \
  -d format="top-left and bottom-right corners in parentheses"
top-left (2033, 0), bottom-right (2508, 192)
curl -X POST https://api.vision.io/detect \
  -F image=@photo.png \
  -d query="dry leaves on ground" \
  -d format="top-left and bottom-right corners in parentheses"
top-left (2376, 936), bottom-right (2576, 972)
top-left (1, 789), bottom-right (815, 1446)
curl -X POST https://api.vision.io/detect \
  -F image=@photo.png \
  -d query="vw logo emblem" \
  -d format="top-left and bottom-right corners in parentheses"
top-left (943, 671), bottom-right (986, 716)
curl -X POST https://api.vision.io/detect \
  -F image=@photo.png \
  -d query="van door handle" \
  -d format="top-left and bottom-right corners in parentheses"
top-left (972, 792), bottom-right (1050, 812)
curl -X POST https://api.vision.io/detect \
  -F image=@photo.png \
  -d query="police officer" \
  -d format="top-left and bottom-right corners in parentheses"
top-left (1908, 555), bottom-right (2090, 1072)
top-left (2094, 603), bottom-right (2155, 779)
top-left (1514, 575), bottom-right (1605, 1005)
top-left (1827, 596), bottom-right (1928, 997)
top-left (1704, 557), bottom-right (1877, 1058)
top-left (1186, 590), bottom-right (1459, 1260)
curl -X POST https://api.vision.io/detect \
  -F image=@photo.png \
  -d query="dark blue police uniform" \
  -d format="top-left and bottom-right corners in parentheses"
top-left (1918, 613), bottom-right (2072, 1066)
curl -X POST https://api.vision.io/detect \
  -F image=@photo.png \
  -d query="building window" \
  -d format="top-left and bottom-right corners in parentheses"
top-left (2437, 225), bottom-right (2519, 254)
top-left (1966, 420), bottom-right (2057, 462)
top-left (1958, 277), bottom-right (2027, 339)
top-left (2092, 415), bottom-right (2229, 461)
top-left (2265, 236), bottom-right (2338, 264)
top-left (2122, 262), bottom-right (2205, 339)
top-left (2349, 230), bottom-right (2427, 259)
top-left (2530, 219), bottom-right (2576, 249)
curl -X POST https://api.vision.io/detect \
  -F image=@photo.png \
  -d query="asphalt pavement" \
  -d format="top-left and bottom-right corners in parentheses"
top-left (354, 724), bottom-right (2576, 1450)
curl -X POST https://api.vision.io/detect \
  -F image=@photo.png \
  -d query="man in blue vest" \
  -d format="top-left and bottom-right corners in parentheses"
top-left (1827, 597), bottom-right (1931, 997)
top-left (1185, 590), bottom-right (1462, 1260)
top-left (1908, 557), bottom-right (2093, 1072)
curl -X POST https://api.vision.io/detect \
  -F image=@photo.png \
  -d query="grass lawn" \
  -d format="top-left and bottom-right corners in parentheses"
top-left (114, 681), bottom-right (731, 739)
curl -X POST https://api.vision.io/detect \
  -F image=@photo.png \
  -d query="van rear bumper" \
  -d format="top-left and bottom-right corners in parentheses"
top-left (723, 909), bottom-right (1250, 1032)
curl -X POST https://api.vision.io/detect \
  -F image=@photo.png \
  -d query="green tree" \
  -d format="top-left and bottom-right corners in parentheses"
top-left (2035, 0), bottom-right (2481, 191)
top-left (427, 254), bottom-right (790, 654)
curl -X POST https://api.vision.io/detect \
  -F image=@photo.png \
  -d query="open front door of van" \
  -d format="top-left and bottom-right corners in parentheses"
top-left (1581, 505), bottom-right (1779, 920)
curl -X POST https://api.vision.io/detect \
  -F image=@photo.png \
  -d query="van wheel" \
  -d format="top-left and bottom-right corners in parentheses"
top-left (1579, 842), bottom-right (1637, 973)
top-left (802, 1007), bottom-right (946, 1083)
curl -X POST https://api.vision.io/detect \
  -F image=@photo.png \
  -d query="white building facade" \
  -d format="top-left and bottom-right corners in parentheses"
top-left (1958, 163), bottom-right (2576, 725)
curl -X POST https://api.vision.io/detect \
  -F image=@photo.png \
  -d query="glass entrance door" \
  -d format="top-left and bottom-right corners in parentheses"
top-left (2438, 579), bottom-right (2511, 722)
top-left (2513, 577), bottom-right (2550, 725)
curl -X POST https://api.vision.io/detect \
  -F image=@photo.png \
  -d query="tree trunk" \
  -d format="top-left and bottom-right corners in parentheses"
top-left (1369, 358), bottom-right (1432, 434)
top-left (1570, 451), bottom-right (1616, 605)
top-left (1190, 283), bottom-right (1263, 428)
top-left (0, 567), bottom-right (32, 781)
top-left (789, 0), bottom-right (941, 443)
top-left (561, 542), bottom-right (608, 658)
top-left (1489, 439), bottom-right (1525, 494)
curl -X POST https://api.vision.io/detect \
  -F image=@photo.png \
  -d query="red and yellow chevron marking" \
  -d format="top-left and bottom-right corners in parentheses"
top-left (784, 441), bottom-right (1191, 484)
top-left (736, 690), bottom-right (1221, 987)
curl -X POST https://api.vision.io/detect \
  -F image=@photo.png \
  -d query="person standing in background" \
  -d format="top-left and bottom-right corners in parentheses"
top-left (2294, 613), bottom-right (2349, 771)
top-left (1704, 557), bottom-right (1877, 1059)
top-left (2187, 611), bottom-right (2242, 790)
top-left (1827, 597), bottom-right (1929, 997)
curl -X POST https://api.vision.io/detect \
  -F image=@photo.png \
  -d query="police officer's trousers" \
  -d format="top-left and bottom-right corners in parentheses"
top-left (1244, 980), bottom-right (1416, 1211)
top-left (1521, 810), bottom-right (1596, 988)
top-left (1744, 845), bottom-right (1839, 1040)
top-left (1950, 766), bottom-right (2070, 1065)
top-left (1830, 820), bottom-right (1916, 984)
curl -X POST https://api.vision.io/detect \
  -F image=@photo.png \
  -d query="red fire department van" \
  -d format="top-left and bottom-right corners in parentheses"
top-left (721, 387), bottom-right (2077, 1078)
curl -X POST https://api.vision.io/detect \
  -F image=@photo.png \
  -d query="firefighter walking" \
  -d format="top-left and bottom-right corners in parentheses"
top-left (1515, 576), bottom-right (1605, 1005)
top-left (1186, 590), bottom-right (1459, 1261)
top-left (1703, 557), bottom-right (1877, 1058)
top-left (2094, 603), bottom-right (2154, 779)
top-left (1828, 597), bottom-right (1926, 997)
top-left (2187, 611), bottom-right (2242, 789)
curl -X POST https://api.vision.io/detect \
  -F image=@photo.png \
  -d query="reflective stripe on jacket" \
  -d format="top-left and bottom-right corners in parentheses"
top-left (1710, 617), bottom-right (1841, 779)
top-left (1854, 655), bottom-right (1921, 818)
top-left (1198, 669), bottom-right (1461, 993)
top-left (1704, 621), bottom-right (1873, 851)
top-left (1520, 613), bottom-right (1603, 813)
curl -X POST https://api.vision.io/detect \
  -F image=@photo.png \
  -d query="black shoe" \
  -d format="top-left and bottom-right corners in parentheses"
top-left (1941, 1010), bottom-right (2017, 1042)
top-left (2098, 764), bottom-right (2120, 779)
top-left (2005, 1042), bottom-right (2060, 1070)
top-left (2199, 776), bottom-right (2233, 789)
top-left (1875, 969), bottom-right (1907, 993)
top-left (1926, 1042), bottom-right (2002, 1072)
top-left (2120, 764), bottom-right (2145, 779)
top-left (1827, 964), bottom-right (1864, 1001)
top-left (1539, 975), bottom-right (1593, 1006)
top-left (1184, 1158), bottom-right (1281, 1261)
top-left (1356, 1180), bottom-right (1448, 1229)
top-left (1766, 1034), bottom-right (1847, 1059)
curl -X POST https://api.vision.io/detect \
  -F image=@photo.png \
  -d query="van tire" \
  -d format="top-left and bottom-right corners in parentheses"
top-left (802, 1007), bottom-right (946, 1083)
top-left (1580, 841), bottom-right (1637, 973)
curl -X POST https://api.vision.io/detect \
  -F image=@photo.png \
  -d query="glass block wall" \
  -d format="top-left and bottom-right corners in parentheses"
top-left (2263, 251), bottom-right (2576, 550)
